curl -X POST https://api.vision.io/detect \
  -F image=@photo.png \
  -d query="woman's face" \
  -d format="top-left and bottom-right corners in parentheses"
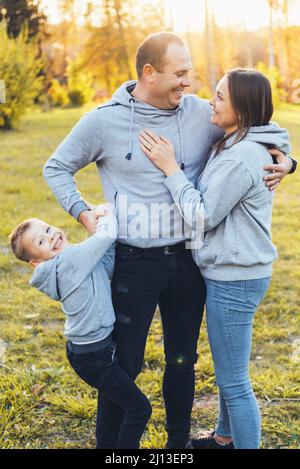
top-left (209, 75), bottom-right (239, 134)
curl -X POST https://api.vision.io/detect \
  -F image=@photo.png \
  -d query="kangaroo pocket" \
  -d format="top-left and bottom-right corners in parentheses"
top-left (194, 241), bottom-right (212, 266)
top-left (63, 298), bottom-right (102, 338)
top-left (196, 224), bottom-right (237, 267)
top-left (62, 278), bottom-right (102, 337)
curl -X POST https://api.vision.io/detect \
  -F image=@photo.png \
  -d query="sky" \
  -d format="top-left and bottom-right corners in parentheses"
top-left (164, 0), bottom-right (300, 31)
top-left (40, 0), bottom-right (300, 31)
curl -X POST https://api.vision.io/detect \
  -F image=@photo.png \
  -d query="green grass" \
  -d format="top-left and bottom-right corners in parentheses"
top-left (0, 103), bottom-right (300, 449)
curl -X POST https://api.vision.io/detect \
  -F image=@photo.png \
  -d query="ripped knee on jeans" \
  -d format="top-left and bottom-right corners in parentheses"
top-left (166, 353), bottom-right (198, 373)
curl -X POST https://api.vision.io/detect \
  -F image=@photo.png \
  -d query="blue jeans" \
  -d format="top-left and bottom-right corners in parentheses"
top-left (204, 277), bottom-right (271, 449)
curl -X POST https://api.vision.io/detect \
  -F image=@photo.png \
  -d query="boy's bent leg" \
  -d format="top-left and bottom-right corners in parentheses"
top-left (96, 395), bottom-right (123, 448)
top-left (67, 341), bottom-right (151, 449)
top-left (99, 362), bottom-right (152, 449)
top-left (97, 245), bottom-right (168, 448)
top-left (159, 250), bottom-right (205, 448)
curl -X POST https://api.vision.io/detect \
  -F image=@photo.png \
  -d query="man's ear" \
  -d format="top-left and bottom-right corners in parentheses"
top-left (143, 64), bottom-right (155, 84)
top-left (29, 259), bottom-right (40, 268)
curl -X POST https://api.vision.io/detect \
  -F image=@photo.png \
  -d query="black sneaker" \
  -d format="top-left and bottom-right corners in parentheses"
top-left (188, 430), bottom-right (234, 449)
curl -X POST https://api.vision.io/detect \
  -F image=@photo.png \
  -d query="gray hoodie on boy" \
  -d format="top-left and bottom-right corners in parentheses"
top-left (43, 80), bottom-right (223, 248)
top-left (164, 123), bottom-right (291, 281)
top-left (29, 210), bottom-right (117, 344)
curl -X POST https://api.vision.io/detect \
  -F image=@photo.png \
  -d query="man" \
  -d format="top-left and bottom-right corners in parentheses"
top-left (43, 32), bottom-right (294, 449)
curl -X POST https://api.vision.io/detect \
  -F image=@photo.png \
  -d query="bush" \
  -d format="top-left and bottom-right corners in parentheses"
top-left (67, 90), bottom-right (86, 107)
top-left (197, 86), bottom-right (213, 100)
top-left (66, 56), bottom-right (94, 107)
top-left (256, 62), bottom-right (287, 109)
top-left (0, 22), bottom-right (43, 129)
top-left (48, 79), bottom-right (69, 107)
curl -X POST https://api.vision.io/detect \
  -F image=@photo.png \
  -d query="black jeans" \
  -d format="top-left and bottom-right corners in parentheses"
top-left (97, 242), bottom-right (206, 449)
top-left (66, 336), bottom-right (152, 449)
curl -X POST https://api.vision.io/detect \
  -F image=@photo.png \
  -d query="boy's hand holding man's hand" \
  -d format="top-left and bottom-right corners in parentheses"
top-left (79, 204), bottom-right (108, 234)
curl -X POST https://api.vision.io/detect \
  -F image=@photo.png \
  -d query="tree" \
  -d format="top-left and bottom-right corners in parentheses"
top-left (57, 0), bottom-right (76, 67)
top-left (204, 0), bottom-right (217, 93)
top-left (66, 55), bottom-right (94, 106)
top-left (0, 22), bottom-right (43, 129)
top-left (112, 0), bottom-right (132, 80)
top-left (82, 3), bottom-right (119, 93)
top-left (81, 0), bottom-right (167, 94)
top-left (267, 0), bottom-right (280, 67)
top-left (256, 62), bottom-right (287, 108)
top-left (0, 0), bottom-right (46, 38)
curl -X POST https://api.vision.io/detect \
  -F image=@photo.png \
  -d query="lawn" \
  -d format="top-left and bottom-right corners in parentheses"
top-left (0, 103), bottom-right (299, 449)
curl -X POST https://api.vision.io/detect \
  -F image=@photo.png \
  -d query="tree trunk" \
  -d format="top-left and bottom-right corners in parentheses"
top-left (204, 0), bottom-right (217, 92)
top-left (268, 0), bottom-right (276, 67)
top-left (113, 0), bottom-right (132, 81)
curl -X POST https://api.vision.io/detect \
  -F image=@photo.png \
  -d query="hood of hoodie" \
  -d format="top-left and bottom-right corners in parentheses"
top-left (29, 256), bottom-right (59, 301)
top-left (225, 122), bottom-right (291, 154)
top-left (110, 80), bottom-right (186, 169)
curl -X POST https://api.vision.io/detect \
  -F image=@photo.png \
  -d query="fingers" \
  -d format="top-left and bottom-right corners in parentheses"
top-left (140, 129), bottom-right (170, 153)
top-left (268, 148), bottom-right (281, 156)
top-left (138, 138), bottom-right (153, 158)
top-left (139, 133), bottom-right (154, 152)
top-left (80, 207), bottom-right (114, 234)
top-left (267, 148), bottom-right (285, 163)
top-left (263, 164), bottom-right (279, 171)
top-left (265, 178), bottom-right (281, 189)
top-left (268, 180), bottom-right (281, 191)
top-left (160, 135), bottom-right (172, 146)
top-left (264, 172), bottom-right (283, 181)
top-left (95, 207), bottom-right (108, 217)
top-left (142, 128), bottom-right (161, 144)
top-left (79, 211), bottom-right (97, 234)
top-left (275, 153), bottom-right (286, 163)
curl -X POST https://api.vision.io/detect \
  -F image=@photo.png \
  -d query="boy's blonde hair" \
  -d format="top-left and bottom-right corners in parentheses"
top-left (9, 219), bottom-right (35, 262)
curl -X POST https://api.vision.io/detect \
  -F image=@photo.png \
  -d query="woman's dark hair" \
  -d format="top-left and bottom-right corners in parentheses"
top-left (214, 68), bottom-right (274, 154)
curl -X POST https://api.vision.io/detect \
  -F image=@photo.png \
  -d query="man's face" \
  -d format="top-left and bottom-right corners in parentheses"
top-left (150, 43), bottom-right (192, 109)
top-left (22, 219), bottom-right (68, 266)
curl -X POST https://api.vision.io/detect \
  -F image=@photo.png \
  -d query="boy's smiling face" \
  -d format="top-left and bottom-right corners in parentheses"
top-left (22, 219), bottom-right (69, 267)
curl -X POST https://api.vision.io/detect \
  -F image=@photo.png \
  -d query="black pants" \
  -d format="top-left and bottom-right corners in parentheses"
top-left (97, 242), bottom-right (206, 449)
top-left (66, 337), bottom-right (152, 449)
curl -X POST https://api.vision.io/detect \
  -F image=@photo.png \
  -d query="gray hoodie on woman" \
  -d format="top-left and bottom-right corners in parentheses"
top-left (29, 210), bottom-right (117, 344)
top-left (164, 123), bottom-right (291, 281)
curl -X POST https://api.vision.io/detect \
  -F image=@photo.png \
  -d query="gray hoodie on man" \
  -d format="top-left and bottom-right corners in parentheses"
top-left (43, 80), bottom-right (223, 248)
top-left (29, 210), bottom-right (117, 344)
top-left (164, 124), bottom-right (291, 281)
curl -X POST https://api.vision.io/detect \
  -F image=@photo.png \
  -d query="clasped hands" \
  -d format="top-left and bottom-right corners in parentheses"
top-left (79, 203), bottom-right (109, 234)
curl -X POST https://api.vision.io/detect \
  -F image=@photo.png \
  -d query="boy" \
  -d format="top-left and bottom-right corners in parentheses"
top-left (9, 207), bottom-right (151, 449)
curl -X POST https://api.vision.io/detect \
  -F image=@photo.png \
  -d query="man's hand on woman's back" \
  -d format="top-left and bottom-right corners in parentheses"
top-left (264, 149), bottom-right (294, 191)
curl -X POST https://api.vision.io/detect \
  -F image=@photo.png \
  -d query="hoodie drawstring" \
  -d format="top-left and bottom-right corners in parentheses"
top-left (177, 108), bottom-right (185, 170)
top-left (125, 97), bottom-right (186, 169)
top-left (125, 98), bottom-right (135, 161)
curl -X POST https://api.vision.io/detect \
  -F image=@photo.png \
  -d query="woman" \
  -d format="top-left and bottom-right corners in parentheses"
top-left (139, 68), bottom-right (291, 449)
